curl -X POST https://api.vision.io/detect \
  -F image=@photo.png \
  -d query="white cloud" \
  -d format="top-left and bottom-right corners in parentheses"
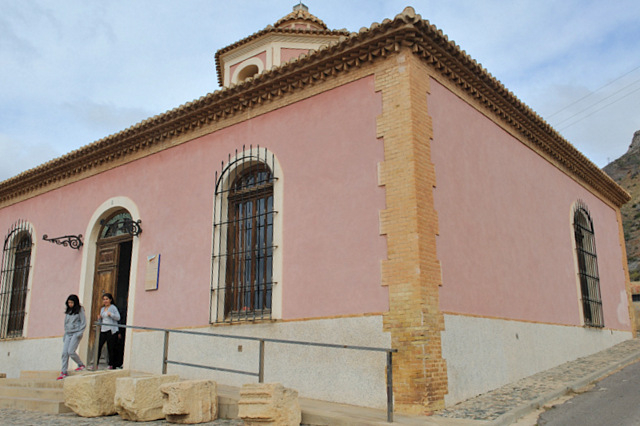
top-left (0, 0), bottom-right (639, 181)
top-left (61, 100), bottom-right (152, 136)
top-left (0, 134), bottom-right (59, 181)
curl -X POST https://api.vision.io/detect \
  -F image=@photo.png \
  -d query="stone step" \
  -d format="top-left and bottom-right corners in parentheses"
top-left (0, 395), bottom-right (72, 414)
top-left (0, 384), bottom-right (64, 400)
top-left (0, 372), bottom-right (73, 415)
top-left (0, 378), bottom-right (63, 389)
top-left (20, 370), bottom-right (86, 380)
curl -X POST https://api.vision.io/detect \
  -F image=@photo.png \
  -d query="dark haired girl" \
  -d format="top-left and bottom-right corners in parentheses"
top-left (96, 293), bottom-right (121, 369)
top-left (58, 295), bottom-right (86, 380)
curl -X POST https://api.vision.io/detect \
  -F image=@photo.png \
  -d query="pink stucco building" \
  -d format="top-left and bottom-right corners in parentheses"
top-left (0, 5), bottom-right (634, 415)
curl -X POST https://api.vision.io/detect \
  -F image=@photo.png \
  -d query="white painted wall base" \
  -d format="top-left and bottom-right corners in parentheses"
top-left (0, 337), bottom-right (65, 378)
top-left (0, 316), bottom-right (390, 408)
top-left (442, 313), bottom-right (633, 406)
top-left (129, 315), bottom-right (391, 409)
top-left (3, 314), bottom-right (632, 412)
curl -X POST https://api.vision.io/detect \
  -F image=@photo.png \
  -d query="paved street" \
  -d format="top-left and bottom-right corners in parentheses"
top-left (0, 409), bottom-right (243, 426)
top-left (537, 359), bottom-right (640, 426)
top-left (435, 338), bottom-right (640, 424)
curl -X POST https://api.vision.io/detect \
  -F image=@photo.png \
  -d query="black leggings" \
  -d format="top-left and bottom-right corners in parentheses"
top-left (97, 331), bottom-right (118, 368)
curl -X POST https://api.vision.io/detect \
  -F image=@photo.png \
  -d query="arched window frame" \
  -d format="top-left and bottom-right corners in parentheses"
top-left (210, 146), bottom-right (282, 323)
top-left (572, 201), bottom-right (604, 328)
top-left (230, 57), bottom-right (265, 85)
top-left (0, 220), bottom-right (35, 339)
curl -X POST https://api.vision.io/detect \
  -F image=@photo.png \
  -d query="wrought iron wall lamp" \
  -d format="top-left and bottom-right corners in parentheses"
top-left (42, 234), bottom-right (83, 250)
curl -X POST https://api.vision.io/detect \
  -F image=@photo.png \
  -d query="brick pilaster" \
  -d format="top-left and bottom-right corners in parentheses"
top-left (376, 49), bottom-right (447, 415)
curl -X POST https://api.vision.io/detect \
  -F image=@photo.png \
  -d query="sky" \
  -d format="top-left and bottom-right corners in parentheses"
top-left (1, 0), bottom-right (640, 183)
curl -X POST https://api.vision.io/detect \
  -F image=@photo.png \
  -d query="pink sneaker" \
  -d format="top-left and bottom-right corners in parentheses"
top-left (107, 366), bottom-right (114, 370)
top-left (57, 373), bottom-right (68, 380)
top-left (74, 365), bottom-right (85, 371)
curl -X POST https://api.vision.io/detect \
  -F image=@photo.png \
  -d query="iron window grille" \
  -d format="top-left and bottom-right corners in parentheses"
top-left (211, 146), bottom-right (277, 323)
top-left (0, 220), bottom-right (34, 339)
top-left (573, 202), bottom-right (604, 328)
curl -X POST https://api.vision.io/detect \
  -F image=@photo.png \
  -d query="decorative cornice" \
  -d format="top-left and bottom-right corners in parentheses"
top-left (0, 7), bottom-right (629, 208)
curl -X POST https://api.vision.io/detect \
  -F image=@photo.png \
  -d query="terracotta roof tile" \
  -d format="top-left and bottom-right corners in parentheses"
top-left (274, 4), bottom-right (328, 29)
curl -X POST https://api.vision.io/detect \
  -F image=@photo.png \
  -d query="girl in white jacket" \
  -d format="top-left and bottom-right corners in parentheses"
top-left (96, 293), bottom-right (120, 369)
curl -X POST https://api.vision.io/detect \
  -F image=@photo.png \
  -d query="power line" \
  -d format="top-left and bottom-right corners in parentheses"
top-left (558, 85), bottom-right (640, 131)
top-left (547, 64), bottom-right (640, 120)
top-left (552, 77), bottom-right (640, 127)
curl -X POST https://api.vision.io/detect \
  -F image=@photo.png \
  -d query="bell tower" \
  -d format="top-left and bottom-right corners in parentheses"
top-left (215, 3), bottom-right (349, 87)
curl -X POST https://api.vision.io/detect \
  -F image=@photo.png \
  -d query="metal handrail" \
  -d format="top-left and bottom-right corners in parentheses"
top-left (93, 322), bottom-right (398, 422)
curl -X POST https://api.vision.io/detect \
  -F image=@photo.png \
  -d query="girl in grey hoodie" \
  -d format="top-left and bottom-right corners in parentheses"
top-left (58, 294), bottom-right (86, 380)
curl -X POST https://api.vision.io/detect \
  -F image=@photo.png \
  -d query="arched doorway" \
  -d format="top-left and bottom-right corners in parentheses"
top-left (88, 210), bottom-right (133, 367)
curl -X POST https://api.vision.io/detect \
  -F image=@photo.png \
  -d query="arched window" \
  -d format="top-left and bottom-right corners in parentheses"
top-left (230, 57), bottom-right (265, 86)
top-left (211, 147), bottom-right (279, 323)
top-left (100, 211), bottom-right (135, 238)
top-left (226, 164), bottom-right (273, 315)
top-left (573, 202), bottom-right (604, 327)
top-left (236, 64), bottom-right (260, 82)
top-left (0, 221), bottom-right (34, 339)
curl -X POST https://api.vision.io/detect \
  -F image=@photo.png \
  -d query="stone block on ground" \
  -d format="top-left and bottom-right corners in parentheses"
top-left (0, 373), bottom-right (6, 379)
top-left (63, 369), bottom-right (132, 417)
top-left (238, 383), bottom-right (301, 426)
top-left (160, 379), bottom-right (218, 424)
top-left (115, 374), bottom-right (180, 421)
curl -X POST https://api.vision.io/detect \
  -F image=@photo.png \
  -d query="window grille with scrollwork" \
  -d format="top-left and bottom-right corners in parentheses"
top-left (211, 146), bottom-right (277, 323)
top-left (0, 220), bottom-right (34, 339)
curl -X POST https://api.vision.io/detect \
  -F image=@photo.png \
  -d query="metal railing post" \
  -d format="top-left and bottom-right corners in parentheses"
top-left (162, 330), bottom-right (170, 374)
top-left (258, 339), bottom-right (265, 383)
top-left (92, 324), bottom-right (100, 369)
top-left (386, 350), bottom-right (394, 423)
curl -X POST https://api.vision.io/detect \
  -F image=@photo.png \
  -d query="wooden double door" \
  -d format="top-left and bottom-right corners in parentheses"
top-left (88, 234), bottom-right (132, 365)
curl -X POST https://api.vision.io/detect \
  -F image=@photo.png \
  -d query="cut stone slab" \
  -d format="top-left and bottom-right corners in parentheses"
top-left (238, 383), bottom-right (301, 426)
top-left (63, 369), bottom-right (132, 417)
top-left (115, 374), bottom-right (180, 421)
top-left (160, 379), bottom-right (218, 424)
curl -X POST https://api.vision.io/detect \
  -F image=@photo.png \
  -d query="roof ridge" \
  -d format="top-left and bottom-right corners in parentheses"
top-left (274, 4), bottom-right (328, 30)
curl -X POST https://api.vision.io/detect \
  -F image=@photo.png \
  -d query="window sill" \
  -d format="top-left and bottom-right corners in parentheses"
top-left (213, 311), bottom-right (275, 325)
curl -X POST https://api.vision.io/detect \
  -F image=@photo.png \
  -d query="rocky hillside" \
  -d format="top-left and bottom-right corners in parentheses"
top-left (603, 130), bottom-right (640, 280)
